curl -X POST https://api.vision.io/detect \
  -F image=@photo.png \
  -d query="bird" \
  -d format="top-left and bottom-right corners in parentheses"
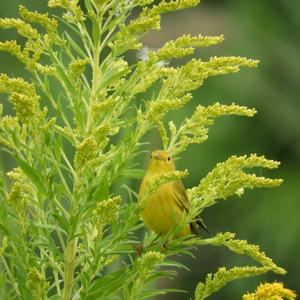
top-left (139, 149), bottom-right (208, 237)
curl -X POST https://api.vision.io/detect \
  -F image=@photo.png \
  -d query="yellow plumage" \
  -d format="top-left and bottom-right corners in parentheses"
top-left (139, 150), bottom-right (206, 237)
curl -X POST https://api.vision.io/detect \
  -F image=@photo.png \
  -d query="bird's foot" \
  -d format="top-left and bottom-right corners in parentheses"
top-left (160, 242), bottom-right (168, 252)
top-left (133, 243), bottom-right (144, 257)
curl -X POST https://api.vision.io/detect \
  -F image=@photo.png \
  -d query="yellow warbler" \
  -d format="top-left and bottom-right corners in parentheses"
top-left (139, 149), bottom-right (207, 237)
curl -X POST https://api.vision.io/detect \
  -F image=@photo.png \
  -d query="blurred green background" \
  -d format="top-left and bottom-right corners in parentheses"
top-left (0, 0), bottom-right (299, 299)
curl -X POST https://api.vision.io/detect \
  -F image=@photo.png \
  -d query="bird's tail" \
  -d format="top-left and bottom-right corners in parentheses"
top-left (190, 217), bottom-right (210, 235)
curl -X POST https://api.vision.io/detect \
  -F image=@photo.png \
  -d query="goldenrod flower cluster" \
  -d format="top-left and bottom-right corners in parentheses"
top-left (93, 196), bottom-right (121, 225)
top-left (27, 267), bottom-right (49, 300)
top-left (243, 282), bottom-right (296, 300)
top-left (188, 154), bottom-right (283, 211)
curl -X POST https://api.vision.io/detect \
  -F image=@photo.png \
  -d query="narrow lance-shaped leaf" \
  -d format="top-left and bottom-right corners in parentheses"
top-left (15, 157), bottom-right (47, 195)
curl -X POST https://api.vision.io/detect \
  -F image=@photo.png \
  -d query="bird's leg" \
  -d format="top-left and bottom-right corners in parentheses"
top-left (133, 233), bottom-right (164, 256)
top-left (160, 241), bottom-right (168, 252)
top-left (133, 243), bottom-right (144, 257)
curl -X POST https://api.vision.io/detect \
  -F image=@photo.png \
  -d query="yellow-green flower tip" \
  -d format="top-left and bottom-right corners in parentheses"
top-left (243, 282), bottom-right (297, 300)
top-left (93, 196), bottom-right (121, 225)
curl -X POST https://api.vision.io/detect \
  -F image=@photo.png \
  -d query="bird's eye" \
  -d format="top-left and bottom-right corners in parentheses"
top-left (167, 156), bottom-right (171, 161)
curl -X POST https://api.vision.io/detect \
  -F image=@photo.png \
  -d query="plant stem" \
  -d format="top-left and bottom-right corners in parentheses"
top-left (54, 270), bottom-right (61, 296)
top-left (63, 237), bottom-right (78, 300)
top-left (0, 256), bottom-right (20, 296)
top-left (86, 44), bottom-right (101, 133)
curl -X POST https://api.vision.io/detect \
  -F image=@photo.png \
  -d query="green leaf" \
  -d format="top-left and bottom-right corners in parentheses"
top-left (55, 64), bottom-right (76, 95)
top-left (0, 273), bottom-right (7, 300)
top-left (0, 223), bottom-right (9, 235)
top-left (91, 179), bottom-right (109, 203)
top-left (145, 270), bottom-right (177, 283)
top-left (92, 18), bottom-right (100, 45)
top-left (84, 0), bottom-right (93, 12)
top-left (0, 185), bottom-right (7, 229)
top-left (142, 288), bottom-right (187, 299)
top-left (15, 157), bottom-right (47, 195)
top-left (65, 32), bottom-right (87, 59)
top-left (52, 210), bottom-right (68, 234)
top-left (85, 268), bottom-right (130, 299)
top-left (121, 168), bottom-right (145, 179)
top-left (69, 214), bottom-right (80, 238)
top-left (49, 296), bottom-right (64, 300)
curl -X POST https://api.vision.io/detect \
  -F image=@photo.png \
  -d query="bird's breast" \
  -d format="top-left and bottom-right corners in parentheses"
top-left (141, 182), bottom-right (189, 236)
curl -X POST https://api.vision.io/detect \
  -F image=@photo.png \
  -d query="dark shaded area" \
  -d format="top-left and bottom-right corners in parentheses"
top-left (0, 0), bottom-right (299, 298)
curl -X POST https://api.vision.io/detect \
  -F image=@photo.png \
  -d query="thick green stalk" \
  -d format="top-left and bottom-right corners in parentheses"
top-left (63, 237), bottom-right (78, 300)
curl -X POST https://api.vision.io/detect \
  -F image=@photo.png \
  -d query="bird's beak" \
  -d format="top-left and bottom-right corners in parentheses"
top-left (154, 153), bottom-right (161, 160)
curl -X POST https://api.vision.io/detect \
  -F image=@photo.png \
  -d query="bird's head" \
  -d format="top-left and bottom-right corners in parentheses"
top-left (146, 150), bottom-right (175, 174)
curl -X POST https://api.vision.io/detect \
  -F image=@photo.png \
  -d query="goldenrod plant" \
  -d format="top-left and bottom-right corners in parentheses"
top-left (0, 1), bottom-right (289, 299)
top-left (243, 282), bottom-right (296, 300)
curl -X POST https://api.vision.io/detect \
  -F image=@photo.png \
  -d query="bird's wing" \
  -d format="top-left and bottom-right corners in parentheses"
top-left (172, 180), bottom-right (209, 234)
top-left (172, 180), bottom-right (190, 212)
